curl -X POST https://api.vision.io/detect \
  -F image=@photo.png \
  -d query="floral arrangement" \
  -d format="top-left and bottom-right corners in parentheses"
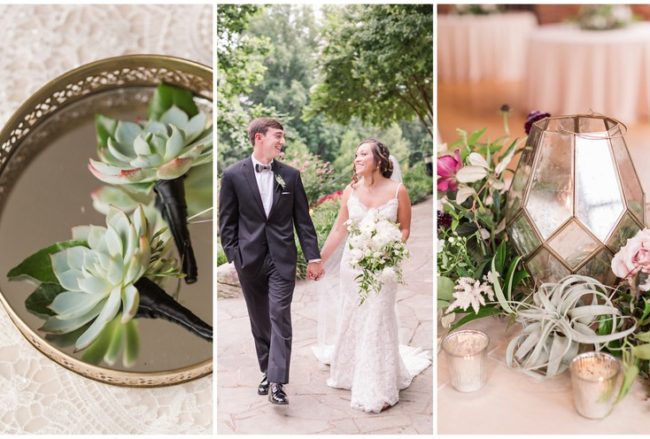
top-left (346, 209), bottom-right (409, 304)
top-left (437, 109), bottom-right (531, 329)
top-left (90, 84), bottom-right (213, 284)
top-left (576, 5), bottom-right (634, 31)
top-left (438, 109), bottom-right (650, 401)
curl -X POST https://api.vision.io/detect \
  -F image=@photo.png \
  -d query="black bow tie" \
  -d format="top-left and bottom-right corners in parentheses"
top-left (255, 163), bottom-right (272, 173)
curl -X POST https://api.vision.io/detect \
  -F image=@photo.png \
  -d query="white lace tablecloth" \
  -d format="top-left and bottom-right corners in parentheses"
top-left (524, 22), bottom-right (650, 123)
top-left (0, 5), bottom-right (212, 434)
top-left (437, 12), bottom-right (538, 83)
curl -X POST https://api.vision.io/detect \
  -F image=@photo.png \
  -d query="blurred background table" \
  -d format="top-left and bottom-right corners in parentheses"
top-left (437, 12), bottom-right (537, 83)
top-left (0, 4), bottom-right (212, 434)
top-left (524, 22), bottom-right (650, 123)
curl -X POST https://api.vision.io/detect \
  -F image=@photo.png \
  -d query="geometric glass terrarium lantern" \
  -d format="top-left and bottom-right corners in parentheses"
top-left (505, 114), bottom-right (645, 286)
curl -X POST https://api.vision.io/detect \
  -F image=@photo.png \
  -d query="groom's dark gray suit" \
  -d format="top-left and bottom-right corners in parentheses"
top-left (219, 157), bottom-right (320, 383)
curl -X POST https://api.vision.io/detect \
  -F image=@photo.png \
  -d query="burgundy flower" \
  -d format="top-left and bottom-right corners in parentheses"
top-left (437, 211), bottom-right (452, 232)
top-left (437, 149), bottom-right (462, 192)
top-left (525, 110), bottom-right (550, 135)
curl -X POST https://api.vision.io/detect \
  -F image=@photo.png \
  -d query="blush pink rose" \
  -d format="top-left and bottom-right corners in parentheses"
top-left (611, 229), bottom-right (650, 285)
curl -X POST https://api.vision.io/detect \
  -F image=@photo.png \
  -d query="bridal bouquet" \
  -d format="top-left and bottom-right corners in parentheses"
top-left (346, 209), bottom-right (409, 304)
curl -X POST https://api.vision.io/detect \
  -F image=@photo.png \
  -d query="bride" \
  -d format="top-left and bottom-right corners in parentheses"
top-left (313, 138), bottom-right (431, 413)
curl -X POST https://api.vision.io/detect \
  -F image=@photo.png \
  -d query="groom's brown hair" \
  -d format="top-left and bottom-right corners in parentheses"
top-left (248, 118), bottom-right (284, 146)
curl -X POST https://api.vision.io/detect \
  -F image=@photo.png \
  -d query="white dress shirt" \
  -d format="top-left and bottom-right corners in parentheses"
top-left (251, 155), bottom-right (274, 218)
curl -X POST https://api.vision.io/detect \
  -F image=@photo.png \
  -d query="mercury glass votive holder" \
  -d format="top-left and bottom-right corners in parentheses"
top-left (569, 352), bottom-right (622, 419)
top-left (442, 329), bottom-right (489, 392)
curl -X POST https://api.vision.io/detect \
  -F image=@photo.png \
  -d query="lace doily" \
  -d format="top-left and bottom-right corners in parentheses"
top-left (0, 5), bottom-right (212, 434)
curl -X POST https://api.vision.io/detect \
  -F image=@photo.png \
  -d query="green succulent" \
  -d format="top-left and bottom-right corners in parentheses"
top-left (89, 106), bottom-right (212, 188)
top-left (43, 205), bottom-right (177, 351)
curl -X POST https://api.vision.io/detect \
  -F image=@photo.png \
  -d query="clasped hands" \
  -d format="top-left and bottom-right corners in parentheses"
top-left (307, 261), bottom-right (324, 281)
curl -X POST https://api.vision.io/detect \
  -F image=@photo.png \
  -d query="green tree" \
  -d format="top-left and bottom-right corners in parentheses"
top-left (217, 5), bottom-right (273, 171)
top-left (307, 5), bottom-right (434, 138)
top-left (245, 5), bottom-right (345, 161)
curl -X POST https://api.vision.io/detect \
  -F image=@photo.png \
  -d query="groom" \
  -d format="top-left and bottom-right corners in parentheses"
top-left (219, 117), bottom-right (323, 405)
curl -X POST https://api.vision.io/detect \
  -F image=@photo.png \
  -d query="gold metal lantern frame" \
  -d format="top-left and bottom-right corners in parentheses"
top-left (505, 114), bottom-right (645, 286)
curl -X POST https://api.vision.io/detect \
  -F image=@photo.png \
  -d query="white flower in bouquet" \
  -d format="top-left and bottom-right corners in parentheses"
top-left (346, 214), bottom-right (409, 304)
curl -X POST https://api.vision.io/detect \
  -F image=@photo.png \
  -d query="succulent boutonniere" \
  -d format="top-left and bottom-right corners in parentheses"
top-left (275, 173), bottom-right (287, 191)
top-left (7, 205), bottom-right (212, 367)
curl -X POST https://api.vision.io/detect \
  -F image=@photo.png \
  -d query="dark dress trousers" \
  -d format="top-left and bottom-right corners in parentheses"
top-left (219, 158), bottom-right (320, 383)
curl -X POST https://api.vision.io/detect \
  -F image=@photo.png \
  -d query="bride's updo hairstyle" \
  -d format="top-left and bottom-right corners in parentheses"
top-left (352, 138), bottom-right (393, 186)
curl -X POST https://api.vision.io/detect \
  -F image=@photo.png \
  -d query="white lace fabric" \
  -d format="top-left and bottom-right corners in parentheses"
top-left (0, 5), bottom-right (212, 434)
top-left (318, 191), bottom-right (431, 414)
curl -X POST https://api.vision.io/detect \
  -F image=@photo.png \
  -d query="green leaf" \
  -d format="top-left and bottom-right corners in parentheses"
top-left (504, 256), bottom-right (523, 302)
top-left (7, 240), bottom-right (86, 284)
top-left (472, 259), bottom-right (490, 279)
top-left (638, 298), bottom-right (650, 325)
top-left (148, 84), bottom-right (198, 121)
top-left (491, 256), bottom-right (514, 314)
top-left (95, 114), bottom-right (117, 148)
top-left (25, 284), bottom-right (64, 318)
top-left (450, 306), bottom-right (501, 331)
top-left (616, 363), bottom-right (639, 403)
top-left (104, 320), bottom-right (126, 366)
top-left (124, 319), bottom-right (140, 367)
top-left (494, 240), bottom-right (507, 274)
top-left (467, 128), bottom-right (486, 147)
top-left (437, 276), bottom-right (454, 305)
top-left (81, 318), bottom-right (118, 365)
top-left (632, 344), bottom-right (650, 360)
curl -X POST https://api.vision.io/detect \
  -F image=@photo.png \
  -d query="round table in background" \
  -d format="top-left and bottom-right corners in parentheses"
top-left (437, 12), bottom-right (538, 83)
top-left (524, 22), bottom-right (650, 123)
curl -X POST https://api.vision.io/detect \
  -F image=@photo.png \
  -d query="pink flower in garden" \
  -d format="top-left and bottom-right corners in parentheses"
top-left (317, 190), bottom-right (343, 205)
top-left (437, 149), bottom-right (462, 192)
top-left (611, 229), bottom-right (650, 290)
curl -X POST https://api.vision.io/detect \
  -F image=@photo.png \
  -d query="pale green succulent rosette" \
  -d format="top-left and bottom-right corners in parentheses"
top-left (88, 106), bottom-right (212, 188)
top-left (43, 205), bottom-right (176, 351)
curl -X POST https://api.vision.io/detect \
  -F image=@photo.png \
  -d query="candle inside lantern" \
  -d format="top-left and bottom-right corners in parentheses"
top-left (442, 329), bottom-right (489, 392)
top-left (569, 352), bottom-right (622, 419)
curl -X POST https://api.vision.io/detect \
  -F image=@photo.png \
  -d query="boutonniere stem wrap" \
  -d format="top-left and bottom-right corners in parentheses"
top-left (88, 84), bottom-right (212, 284)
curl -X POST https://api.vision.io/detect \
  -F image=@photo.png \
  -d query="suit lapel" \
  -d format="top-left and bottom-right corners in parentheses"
top-left (268, 161), bottom-right (283, 218)
top-left (242, 158), bottom-right (266, 218)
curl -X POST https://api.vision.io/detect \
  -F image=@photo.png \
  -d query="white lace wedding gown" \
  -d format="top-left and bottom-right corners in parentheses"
top-left (316, 188), bottom-right (431, 413)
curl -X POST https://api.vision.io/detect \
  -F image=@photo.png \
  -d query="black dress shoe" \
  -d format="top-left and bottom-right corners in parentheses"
top-left (268, 383), bottom-right (288, 405)
top-left (257, 373), bottom-right (270, 395)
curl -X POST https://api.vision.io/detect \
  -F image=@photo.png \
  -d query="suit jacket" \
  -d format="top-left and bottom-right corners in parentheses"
top-left (219, 157), bottom-right (320, 280)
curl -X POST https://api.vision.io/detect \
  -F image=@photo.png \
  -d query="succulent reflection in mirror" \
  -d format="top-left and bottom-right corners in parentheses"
top-left (505, 115), bottom-right (645, 285)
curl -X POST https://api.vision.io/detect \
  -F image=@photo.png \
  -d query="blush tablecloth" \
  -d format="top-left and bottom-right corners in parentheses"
top-left (437, 12), bottom-right (538, 83)
top-left (524, 22), bottom-right (650, 123)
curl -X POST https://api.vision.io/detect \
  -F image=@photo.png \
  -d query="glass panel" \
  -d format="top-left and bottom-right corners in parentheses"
top-left (610, 133), bottom-right (644, 224)
top-left (606, 211), bottom-right (642, 252)
top-left (547, 221), bottom-right (599, 269)
top-left (525, 131), bottom-right (574, 239)
top-left (578, 116), bottom-right (607, 134)
top-left (505, 126), bottom-right (539, 222)
top-left (546, 116), bottom-right (576, 133)
top-left (577, 248), bottom-right (616, 286)
top-left (508, 213), bottom-right (541, 257)
top-left (527, 248), bottom-right (571, 284)
top-left (575, 135), bottom-right (625, 241)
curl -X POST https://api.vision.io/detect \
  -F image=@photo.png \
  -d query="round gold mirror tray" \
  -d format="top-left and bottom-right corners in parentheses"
top-left (0, 55), bottom-right (213, 386)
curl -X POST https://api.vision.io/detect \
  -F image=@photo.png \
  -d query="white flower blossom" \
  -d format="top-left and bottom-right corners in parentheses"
top-left (446, 277), bottom-right (495, 314)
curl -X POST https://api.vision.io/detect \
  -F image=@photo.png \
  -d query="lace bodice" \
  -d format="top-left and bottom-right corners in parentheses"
top-left (347, 190), bottom-right (399, 222)
top-left (0, 4), bottom-right (212, 434)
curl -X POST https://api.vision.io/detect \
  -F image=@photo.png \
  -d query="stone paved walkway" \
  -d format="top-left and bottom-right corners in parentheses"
top-left (217, 197), bottom-right (433, 434)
